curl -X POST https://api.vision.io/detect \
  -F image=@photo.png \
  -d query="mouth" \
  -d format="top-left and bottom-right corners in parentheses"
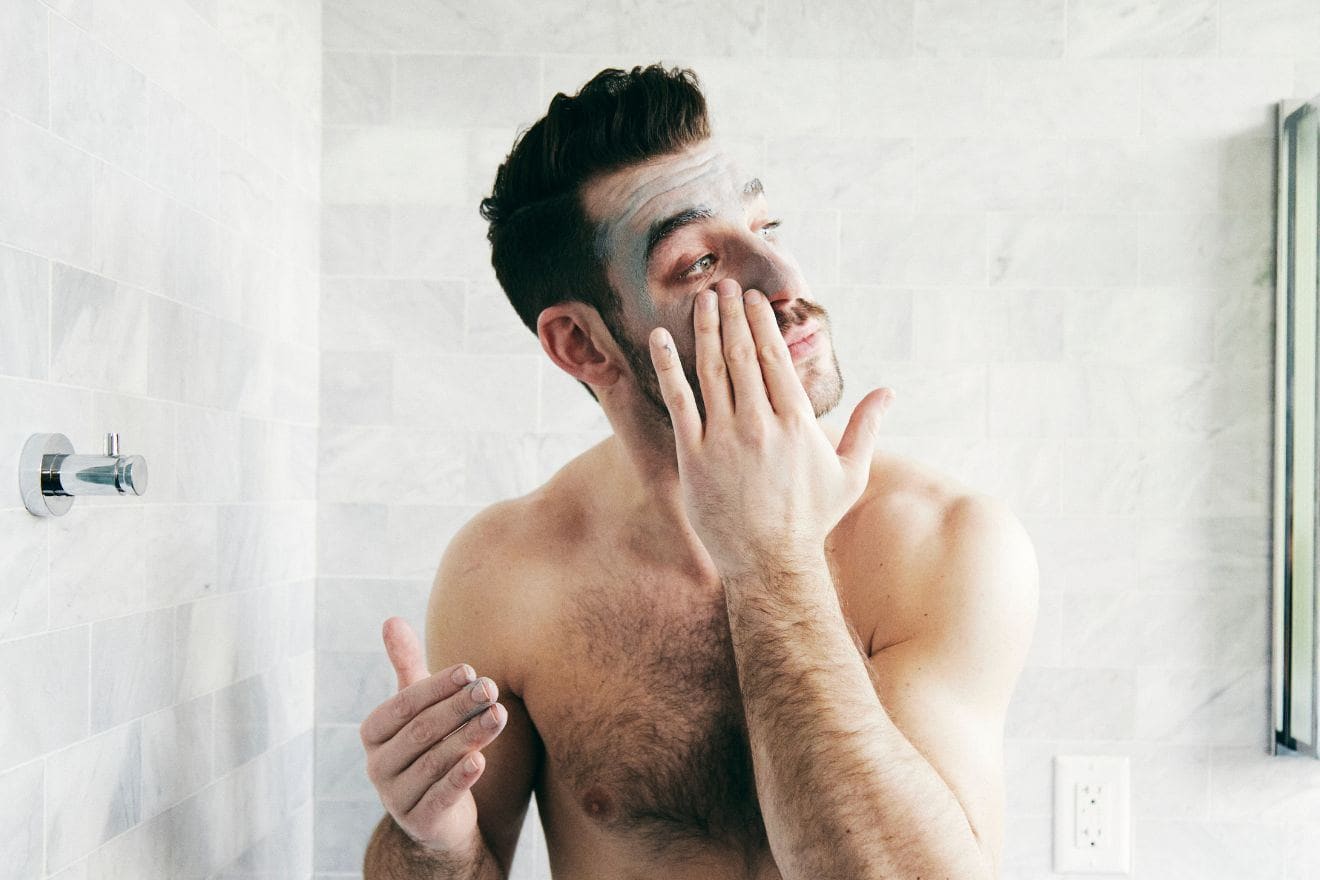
top-left (782, 322), bottom-right (821, 359)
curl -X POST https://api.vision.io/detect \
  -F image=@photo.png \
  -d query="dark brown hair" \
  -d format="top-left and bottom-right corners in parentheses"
top-left (478, 64), bottom-right (711, 400)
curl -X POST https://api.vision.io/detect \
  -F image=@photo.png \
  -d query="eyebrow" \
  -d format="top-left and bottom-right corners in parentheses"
top-left (642, 177), bottom-right (766, 269)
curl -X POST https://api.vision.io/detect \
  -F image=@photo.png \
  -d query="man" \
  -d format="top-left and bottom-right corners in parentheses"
top-left (359, 64), bottom-right (1038, 880)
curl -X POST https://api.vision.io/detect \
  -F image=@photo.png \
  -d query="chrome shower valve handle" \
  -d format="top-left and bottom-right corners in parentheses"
top-left (18, 431), bottom-right (149, 517)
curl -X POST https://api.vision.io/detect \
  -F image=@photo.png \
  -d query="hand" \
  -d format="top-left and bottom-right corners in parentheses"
top-left (359, 617), bottom-right (508, 854)
top-left (647, 277), bottom-right (895, 579)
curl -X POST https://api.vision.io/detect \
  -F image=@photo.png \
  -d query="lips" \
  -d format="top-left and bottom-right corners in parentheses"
top-left (781, 321), bottom-right (819, 349)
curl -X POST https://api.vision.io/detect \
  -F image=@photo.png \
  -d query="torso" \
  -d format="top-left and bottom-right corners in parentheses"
top-left (500, 430), bottom-right (968, 879)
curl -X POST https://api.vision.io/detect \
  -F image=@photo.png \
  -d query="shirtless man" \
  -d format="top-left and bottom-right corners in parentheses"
top-left (359, 64), bottom-right (1038, 880)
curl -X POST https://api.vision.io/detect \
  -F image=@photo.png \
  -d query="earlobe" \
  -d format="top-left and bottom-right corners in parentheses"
top-left (537, 305), bottom-right (623, 389)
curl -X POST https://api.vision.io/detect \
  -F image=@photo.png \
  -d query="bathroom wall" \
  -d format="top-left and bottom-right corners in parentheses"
top-left (316, 2), bottom-right (1320, 879)
top-left (0, 0), bottom-right (321, 876)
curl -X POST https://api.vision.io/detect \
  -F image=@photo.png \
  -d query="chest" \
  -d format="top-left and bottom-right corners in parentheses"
top-left (525, 576), bottom-right (771, 860)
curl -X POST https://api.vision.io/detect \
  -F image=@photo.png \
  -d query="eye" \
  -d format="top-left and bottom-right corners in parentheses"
top-left (760, 219), bottom-right (782, 237)
top-left (679, 254), bottom-right (716, 280)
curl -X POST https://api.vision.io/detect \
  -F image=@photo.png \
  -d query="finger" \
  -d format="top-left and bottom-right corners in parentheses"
top-left (715, 279), bottom-right (770, 418)
top-left (409, 749), bottom-right (487, 828)
top-left (369, 675), bottom-right (500, 777)
top-left (742, 288), bottom-right (813, 418)
top-left (395, 701), bottom-right (507, 814)
top-left (649, 326), bottom-right (703, 448)
top-left (693, 288), bottom-right (732, 424)
top-left (382, 617), bottom-right (431, 692)
top-left (835, 387), bottom-right (896, 484)
top-left (360, 650), bottom-right (480, 748)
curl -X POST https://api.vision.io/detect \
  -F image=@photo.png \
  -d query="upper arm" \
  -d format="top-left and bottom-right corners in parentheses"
top-left (863, 493), bottom-right (1039, 879)
top-left (424, 500), bottom-right (544, 877)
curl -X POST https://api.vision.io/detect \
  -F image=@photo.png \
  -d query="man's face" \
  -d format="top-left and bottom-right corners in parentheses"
top-left (580, 138), bottom-right (843, 427)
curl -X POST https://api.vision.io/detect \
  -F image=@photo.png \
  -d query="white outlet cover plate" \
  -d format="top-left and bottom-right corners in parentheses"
top-left (1053, 755), bottom-right (1131, 874)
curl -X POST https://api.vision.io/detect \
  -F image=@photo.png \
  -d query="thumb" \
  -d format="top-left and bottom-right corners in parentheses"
top-left (382, 616), bottom-right (429, 692)
top-left (835, 387), bottom-right (895, 478)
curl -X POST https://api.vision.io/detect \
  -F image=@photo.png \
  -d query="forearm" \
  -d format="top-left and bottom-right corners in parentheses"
top-left (363, 813), bottom-right (504, 880)
top-left (723, 556), bottom-right (990, 880)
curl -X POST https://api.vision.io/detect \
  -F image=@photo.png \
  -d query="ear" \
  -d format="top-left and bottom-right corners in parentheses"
top-left (537, 303), bottom-right (626, 390)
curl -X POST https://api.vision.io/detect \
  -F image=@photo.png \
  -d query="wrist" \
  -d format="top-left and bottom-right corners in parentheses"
top-left (718, 546), bottom-right (830, 588)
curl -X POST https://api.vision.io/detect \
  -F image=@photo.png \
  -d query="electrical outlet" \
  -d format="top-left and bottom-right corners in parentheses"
top-left (1053, 755), bottom-right (1131, 874)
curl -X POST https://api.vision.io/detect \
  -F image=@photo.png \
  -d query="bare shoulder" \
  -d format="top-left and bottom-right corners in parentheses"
top-left (820, 422), bottom-right (1037, 654)
top-left (425, 442), bottom-right (604, 696)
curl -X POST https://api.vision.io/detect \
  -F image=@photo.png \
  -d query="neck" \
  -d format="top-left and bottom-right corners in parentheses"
top-left (596, 385), bottom-right (722, 582)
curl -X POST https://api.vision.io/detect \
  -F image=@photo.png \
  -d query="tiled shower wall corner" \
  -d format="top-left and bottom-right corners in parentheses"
top-left (0, 0), bottom-right (321, 876)
top-left (316, 2), bottom-right (1320, 880)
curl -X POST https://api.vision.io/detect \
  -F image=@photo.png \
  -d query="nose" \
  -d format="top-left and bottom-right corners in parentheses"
top-left (737, 237), bottom-right (802, 308)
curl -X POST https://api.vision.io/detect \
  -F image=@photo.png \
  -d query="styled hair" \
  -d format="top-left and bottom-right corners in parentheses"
top-left (478, 64), bottom-right (711, 400)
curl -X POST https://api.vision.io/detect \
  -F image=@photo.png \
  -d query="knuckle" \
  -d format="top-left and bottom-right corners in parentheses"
top-left (725, 343), bottom-right (755, 364)
top-left (408, 718), bottom-right (433, 746)
top-left (390, 694), bottom-right (413, 722)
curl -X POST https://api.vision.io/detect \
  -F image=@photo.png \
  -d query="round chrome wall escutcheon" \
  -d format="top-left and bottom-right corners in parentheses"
top-left (20, 433), bottom-right (75, 517)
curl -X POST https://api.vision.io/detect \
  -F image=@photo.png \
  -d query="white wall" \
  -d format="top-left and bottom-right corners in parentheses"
top-left (309, 3), bottom-right (1320, 879)
top-left (0, 0), bottom-right (321, 875)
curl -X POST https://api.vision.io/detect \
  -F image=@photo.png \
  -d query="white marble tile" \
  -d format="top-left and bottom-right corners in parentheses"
top-left (394, 354), bottom-right (539, 433)
top-left (1141, 59), bottom-right (1296, 139)
top-left (322, 278), bottom-right (465, 353)
top-left (90, 607), bottom-right (174, 733)
top-left (765, 136), bottom-right (914, 212)
top-left (45, 721), bottom-right (142, 873)
top-left (1139, 435), bottom-right (1269, 517)
top-left (841, 61), bottom-right (989, 137)
top-left (317, 503), bottom-right (389, 577)
top-left (466, 283), bottom-right (542, 357)
top-left (394, 54), bottom-right (540, 129)
top-left (1139, 212), bottom-right (1273, 290)
top-left (318, 425), bottom-right (466, 504)
top-left (840, 211), bottom-right (986, 285)
top-left (1137, 515), bottom-right (1269, 593)
top-left (770, 209), bottom-right (839, 289)
top-left (987, 59), bottom-right (1142, 136)
top-left (0, 111), bottom-right (102, 269)
top-left (915, 0), bottom-right (1066, 58)
top-left (314, 650), bottom-right (393, 724)
top-left (464, 431), bottom-right (543, 506)
top-left (386, 505), bottom-right (472, 579)
top-left (1134, 665), bottom-right (1269, 746)
top-left (0, 244), bottom-right (48, 380)
top-left (839, 360), bottom-right (987, 436)
top-left (1221, 0), bottom-right (1320, 58)
top-left (145, 83), bottom-right (221, 219)
top-left (315, 577), bottom-right (430, 653)
top-left (316, 202), bottom-right (389, 276)
top-left (1058, 587), bottom-right (1143, 668)
top-left (323, 52), bottom-right (391, 125)
top-left (0, 626), bottom-right (89, 771)
top-left (390, 203), bottom-right (493, 279)
top-left (324, 126), bottom-right (465, 205)
top-left (1004, 666), bottom-right (1137, 739)
top-left (0, 508), bottom-right (48, 640)
top-left (988, 363), bottom-right (1140, 439)
top-left (1067, 0), bottom-right (1217, 57)
top-left (0, 759), bottom-right (44, 875)
top-left (537, 360), bottom-right (615, 435)
top-left (768, 0), bottom-right (912, 57)
top-left (0, 0), bottom-right (47, 125)
top-left (1058, 439), bottom-right (1144, 515)
top-left (1064, 288), bottom-right (1215, 365)
top-left (49, 506), bottom-right (151, 626)
top-left (140, 694), bottom-right (213, 819)
top-left (48, 13), bottom-right (150, 177)
top-left (314, 724), bottom-right (374, 800)
top-left (988, 213), bottom-right (1138, 287)
top-left (173, 592), bottom-right (258, 701)
top-left (1135, 363), bottom-right (1269, 442)
top-left (173, 403), bottom-right (242, 502)
top-left (50, 263), bottom-right (150, 394)
top-left (321, 350), bottom-right (393, 425)
top-left (1018, 515), bottom-right (1140, 594)
top-left (1133, 819), bottom-right (1286, 879)
top-left (313, 797), bottom-right (384, 873)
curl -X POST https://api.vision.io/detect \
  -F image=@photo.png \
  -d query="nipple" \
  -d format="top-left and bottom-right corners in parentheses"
top-left (580, 784), bottom-right (614, 820)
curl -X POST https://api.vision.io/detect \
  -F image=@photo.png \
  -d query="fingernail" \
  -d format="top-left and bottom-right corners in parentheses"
top-left (481, 705), bottom-right (501, 729)
top-left (469, 678), bottom-right (493, 702)
top-left (743, 289), bottom-right (759, 305)
top-left (700, 289), bottom-right (717, 310)
top-left (451, 664), bottom-right (475, 685)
